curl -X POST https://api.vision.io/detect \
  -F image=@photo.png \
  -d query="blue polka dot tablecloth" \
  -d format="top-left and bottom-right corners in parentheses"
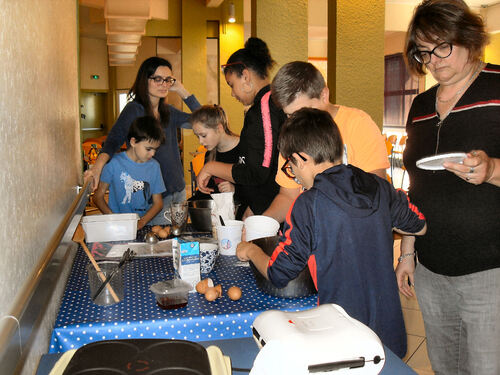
top-left (49, 245), bottom-right (317, 353)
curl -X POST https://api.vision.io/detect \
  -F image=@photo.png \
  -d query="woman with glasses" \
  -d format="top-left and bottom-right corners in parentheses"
top-left (396, 1), bottom-right (500, 374)
top-left (196, 37), bottom-right (286, 219)
top-left (85, 56), bottom-right (201, 225)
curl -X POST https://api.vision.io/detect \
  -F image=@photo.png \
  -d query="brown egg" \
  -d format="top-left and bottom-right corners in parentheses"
top-left (195, 280), bottom-right (206, 294)
top-left (195, 278), bottom-right (213, 294)
top-left (151, 225), bottom-right (162, 234)
top-left (205, 287), bottom-right (218, 301)
top-left (214, 284), bottom-right (222, 298)
top-left (227, 286), bottom-right (242, 301)
top-left (157, 228), bottom-right (169, 239)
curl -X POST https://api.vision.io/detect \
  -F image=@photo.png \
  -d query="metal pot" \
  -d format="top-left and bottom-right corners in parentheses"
top-left (188, 200), bottom-right (215, 232)
top-left (249, 236), bottom-right (317, 298)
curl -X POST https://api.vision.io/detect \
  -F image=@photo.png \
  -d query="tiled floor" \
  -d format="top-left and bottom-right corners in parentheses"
top-left (393, 238), bottom-right (435, 375)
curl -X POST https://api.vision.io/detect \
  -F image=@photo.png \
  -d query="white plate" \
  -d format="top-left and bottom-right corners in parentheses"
top-left (416, 152), bottom-right (467, 170)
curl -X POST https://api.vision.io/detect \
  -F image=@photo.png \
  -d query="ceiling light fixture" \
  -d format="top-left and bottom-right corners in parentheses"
top-left (228, 2), bottom-right (236, 23)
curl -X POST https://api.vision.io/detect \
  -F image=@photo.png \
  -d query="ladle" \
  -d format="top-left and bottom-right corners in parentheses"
top-left (171, 225), bottom-right (182, 236)
top-left (144, 231), bottom-right (159, 245)
top-left (72, 224), bottom-right (120, 303)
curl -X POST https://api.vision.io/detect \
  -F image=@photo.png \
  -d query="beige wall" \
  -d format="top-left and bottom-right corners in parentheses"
top-left (330, 0), bottom-right (385, 128)
top-left (147, 0), bottom-right (183, 37)
top-left (253, 0), bottom-right (308, 74)
top-left (485, 32), bottom-right (500, 65)
top-left (385, 31), bottom-right (406, 56)
top-left (181, 0), bottom-right (210, 181)
top-left (385, 2), bottom-right (416, 32)
top-left (219, 0), bottom-right (246, 135)
top-left (308, 0), bottom-right (327, 58)
top-left (483, 3), bottom-right (500, 34)
top-left (114, 37), bottom-right (157, 90)
top-left (0, 0), bottom-right (80, 372)
top-left (80, 37), bottom-right (109, 90)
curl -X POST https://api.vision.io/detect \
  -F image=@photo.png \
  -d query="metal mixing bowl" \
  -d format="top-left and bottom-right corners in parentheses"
top-left (188, 200), bottom-right (215, 232)
top-left (249, 236), bottom-right (317, 298)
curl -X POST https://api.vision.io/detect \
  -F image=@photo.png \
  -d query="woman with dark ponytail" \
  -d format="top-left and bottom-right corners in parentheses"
top-left (85, 57), bottom-right (201, 225)
top-left (197, 38), bottom-right (286, 219)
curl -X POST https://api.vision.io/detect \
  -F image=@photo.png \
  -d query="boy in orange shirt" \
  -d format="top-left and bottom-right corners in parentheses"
top-left (263, 61), bottom-right (389, 222)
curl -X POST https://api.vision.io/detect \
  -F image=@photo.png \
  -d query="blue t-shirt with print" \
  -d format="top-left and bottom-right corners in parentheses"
top-left (100, 152), bottom-right (166, 215)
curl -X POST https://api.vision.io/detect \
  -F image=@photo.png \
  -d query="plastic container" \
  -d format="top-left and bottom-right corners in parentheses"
top-left (87, 261), bottom-right (124, 306)
top-left (81, 213), bottom-right (139, 242)
top-left (150, 279), bottom-right (192, 310)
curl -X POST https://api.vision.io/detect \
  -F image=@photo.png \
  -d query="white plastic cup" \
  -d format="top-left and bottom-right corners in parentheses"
top-left (225, 219), bottom-right (244, 229)
top-left (244, 215), bottom-right (280, 241)
top-left (216, 220), bottom-right (243, 256)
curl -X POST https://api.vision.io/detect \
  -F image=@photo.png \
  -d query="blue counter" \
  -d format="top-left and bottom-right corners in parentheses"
top-left (50, 247), bottom-right (317, 353)
top-left (46, 239), bottom-right (415, 374)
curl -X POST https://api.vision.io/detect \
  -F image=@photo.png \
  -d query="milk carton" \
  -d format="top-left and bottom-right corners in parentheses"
top-left (172, 238), bottom-right (201, 292)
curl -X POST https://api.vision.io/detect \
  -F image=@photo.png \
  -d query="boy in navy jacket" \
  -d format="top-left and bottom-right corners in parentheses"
top-left (237, 108), bottom-right (427, 358)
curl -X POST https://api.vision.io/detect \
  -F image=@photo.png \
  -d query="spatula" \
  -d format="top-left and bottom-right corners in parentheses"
top-left (72, 223), bottom-right (120, 303)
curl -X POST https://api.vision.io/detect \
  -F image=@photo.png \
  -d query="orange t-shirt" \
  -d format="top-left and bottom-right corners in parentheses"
top-left (276, 105), bottom-right (389, 188)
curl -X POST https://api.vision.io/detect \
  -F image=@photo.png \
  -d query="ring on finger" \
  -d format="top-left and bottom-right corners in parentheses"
top-left (469, 167), bottom-right (474, 174)
top-left (466, 177), bottom-right (470, 181)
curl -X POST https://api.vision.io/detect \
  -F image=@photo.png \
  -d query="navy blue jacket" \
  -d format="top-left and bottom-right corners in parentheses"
top-left (267, 165), bottom-right (426, 358)
top-left (102, 96), bottom-right (201, 196)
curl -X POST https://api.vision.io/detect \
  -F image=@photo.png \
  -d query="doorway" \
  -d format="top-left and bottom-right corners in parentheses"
top-left (80, 91), bottom-right (107, 142)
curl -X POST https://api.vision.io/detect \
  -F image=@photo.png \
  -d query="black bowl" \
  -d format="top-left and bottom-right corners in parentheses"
top-left (188, 200), bottom-right (215, 232)
top-left (249, 236), bottom-right (317, 298)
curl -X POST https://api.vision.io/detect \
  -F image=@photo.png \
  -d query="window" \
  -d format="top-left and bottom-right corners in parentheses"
top-left (117, 90), bottom-right (131, 114)
top-left (384, 53), bottom-right (419, 128)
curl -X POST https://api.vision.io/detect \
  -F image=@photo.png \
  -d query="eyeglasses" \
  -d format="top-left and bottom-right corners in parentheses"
top-left (412, 42), bottom-right (452, 65)
top-left (281, 153), bottom-right (307, 179)
top-left (149, 75), bottom-right (176, 85)
top-left (220, 61), bottom-right (247, 74)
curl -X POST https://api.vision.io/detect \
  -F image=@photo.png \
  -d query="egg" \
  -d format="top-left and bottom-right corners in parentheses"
top-left (227, 286), bottom-right (242, 301)
top-left (151, 225), bottom-right (162, 234)
top-left (195, 278), bottom-right (213, 294)
top-left (205, 287), bottom-right (218, 301)
top-left (157, 227), bottom-right (170, 239)
top-left (214, 284), bottom-right (222, 298)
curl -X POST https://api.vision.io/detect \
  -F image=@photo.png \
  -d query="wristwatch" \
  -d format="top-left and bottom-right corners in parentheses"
top-left (398, 252), bottom-right (415, 263)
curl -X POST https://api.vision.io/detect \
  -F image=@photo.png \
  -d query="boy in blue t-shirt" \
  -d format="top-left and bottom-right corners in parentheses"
top-left (94, 116), bottom-right (166, 229)
top-left (237, 108), bottom-right (427, 358)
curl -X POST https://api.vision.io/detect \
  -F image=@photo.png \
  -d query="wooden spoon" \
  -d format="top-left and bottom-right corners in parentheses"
top-left (72, 224), bottom-right (120, 303)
